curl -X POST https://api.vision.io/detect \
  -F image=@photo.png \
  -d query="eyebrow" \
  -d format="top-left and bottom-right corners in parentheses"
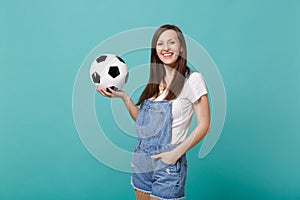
top-left (157, 38), bottom-right (176, 42)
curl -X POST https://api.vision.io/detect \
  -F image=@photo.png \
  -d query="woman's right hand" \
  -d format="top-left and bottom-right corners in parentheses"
top-left (96, 87), bottom-right (127, 99)
top-left (96, 87), bottom-right (139, 121)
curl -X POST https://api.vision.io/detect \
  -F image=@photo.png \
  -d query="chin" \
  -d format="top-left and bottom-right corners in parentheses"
top-left (160, 58), bottom-right (173, 64)
top-left (163, 62), bottom-right (176, 67)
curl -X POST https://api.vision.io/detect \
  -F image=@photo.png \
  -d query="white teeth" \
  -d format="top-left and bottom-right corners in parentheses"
top-left (163, 53), bottom-right (172, 56)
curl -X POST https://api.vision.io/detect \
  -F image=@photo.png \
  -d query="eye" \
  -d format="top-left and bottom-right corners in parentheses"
top-left (157, 43), bottom-right (163, 46)
top-left (170, 41), bottom-right (176, 44)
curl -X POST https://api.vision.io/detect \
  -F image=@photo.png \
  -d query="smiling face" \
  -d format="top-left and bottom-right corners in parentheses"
top-left (156, 30), bottom-right (182, 67)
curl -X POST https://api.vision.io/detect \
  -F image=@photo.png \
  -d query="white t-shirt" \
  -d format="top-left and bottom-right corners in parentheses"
top-left (153, 72), bottom-right (208, 144)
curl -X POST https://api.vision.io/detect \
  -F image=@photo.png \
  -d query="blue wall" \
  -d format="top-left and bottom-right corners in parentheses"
top-left (1, 0), bottom-right (299, 199)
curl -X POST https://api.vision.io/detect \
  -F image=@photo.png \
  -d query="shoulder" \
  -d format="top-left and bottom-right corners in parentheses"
top-left (187, 72), bottom-right (206, 85)
top-left (184, 72), bottom-right (207, 103)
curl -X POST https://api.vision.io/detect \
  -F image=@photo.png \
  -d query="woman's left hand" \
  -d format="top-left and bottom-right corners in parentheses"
top-left (151, 150), bottom-right (180, 165)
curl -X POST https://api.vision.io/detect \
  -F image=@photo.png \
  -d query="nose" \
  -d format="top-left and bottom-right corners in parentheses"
top-left (162, 43), bottom-right (170, 51)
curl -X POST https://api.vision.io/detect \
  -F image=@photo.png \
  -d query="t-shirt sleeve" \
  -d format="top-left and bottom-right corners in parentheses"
top-left (186, 72), bottom-right (208, 103)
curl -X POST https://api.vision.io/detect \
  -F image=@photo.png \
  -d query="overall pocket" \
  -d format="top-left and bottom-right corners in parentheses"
top-left (135, 106), bottom-right (168, 138)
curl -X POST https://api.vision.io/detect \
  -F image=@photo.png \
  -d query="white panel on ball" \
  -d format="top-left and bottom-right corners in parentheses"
top-left (90, 54), bottom-right (128, 91)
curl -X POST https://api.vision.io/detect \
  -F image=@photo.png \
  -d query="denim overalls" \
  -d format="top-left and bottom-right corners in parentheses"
top-left (131, 99), bottom-right (187, 199)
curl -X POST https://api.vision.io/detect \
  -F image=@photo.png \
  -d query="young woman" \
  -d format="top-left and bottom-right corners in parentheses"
top-left (97, 24), bottom-right (210, 200)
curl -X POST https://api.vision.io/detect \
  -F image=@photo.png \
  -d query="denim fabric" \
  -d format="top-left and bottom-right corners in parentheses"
top-left (131, 99), bottom-right (187, 200)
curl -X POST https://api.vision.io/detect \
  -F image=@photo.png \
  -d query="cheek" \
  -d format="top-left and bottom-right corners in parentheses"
top-left (174, 50), bottom-right (181, 57)
top-left (173, 45), bottom-right (181, 54)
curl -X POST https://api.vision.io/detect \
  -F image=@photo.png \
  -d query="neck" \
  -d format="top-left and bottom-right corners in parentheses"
top-left (164, 64), bottom-right (175, 79)
top-left (163, 64), bottom-right (175, 86)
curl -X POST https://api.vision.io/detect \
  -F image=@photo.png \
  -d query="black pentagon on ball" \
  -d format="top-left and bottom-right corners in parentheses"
top-left (116, 56), bottom-right (125, 64)
top-left (108, 66), bottom-right (120, 78)
top-left (92, 72), bottom-right (100, 83)
top-left (125, 72), bottom-right (129, 83)
top-left (96, 55), bottom-right (107, 63)
top-left (106, 86), bottom-right (119, 93)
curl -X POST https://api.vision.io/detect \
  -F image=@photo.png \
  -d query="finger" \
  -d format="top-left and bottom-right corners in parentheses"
top-left (107, 88), bottom-right (119, 97)
top-left (96, 87), bottom-right (104, 94)
top-left (97, 88), bottom-right (112, 97)
top-left (103, 89), bottom-right (113, 97)
top-left (106, 87), bottom-right (116, 94)
top-left (151, 153), bottom-right (162, 159)
top-left (96, 89), bottom-right (104, 96)
top-left (97, 88), bottom-right (106, 96)
top-left (103, 88), bottom-right (114, 96)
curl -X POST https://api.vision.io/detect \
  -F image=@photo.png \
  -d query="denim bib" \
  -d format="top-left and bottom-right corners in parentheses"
top-left (135, 99), bottom-right (172, 147)
top-left (132, 99), bottom-right (181, 173)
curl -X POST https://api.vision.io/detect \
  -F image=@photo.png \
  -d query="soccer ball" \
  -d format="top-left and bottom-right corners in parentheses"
top-left (90, 54), bottom-right (128, 92)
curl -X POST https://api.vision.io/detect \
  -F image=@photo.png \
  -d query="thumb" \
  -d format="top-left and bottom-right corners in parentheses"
top-left (151, 153), bottom-right (163, 159)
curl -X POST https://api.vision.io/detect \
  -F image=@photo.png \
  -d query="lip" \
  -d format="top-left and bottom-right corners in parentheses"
top-left (162, 52), bottom-right (174, 58)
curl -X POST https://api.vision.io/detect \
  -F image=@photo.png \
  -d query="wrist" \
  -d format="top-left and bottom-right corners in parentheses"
top-left (172, 148), bottom-right (184, 160)
top-left (121, 93), bottom-right (129, 101)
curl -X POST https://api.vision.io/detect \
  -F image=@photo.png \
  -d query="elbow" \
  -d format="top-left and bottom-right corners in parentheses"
top-left (132, 110), bottom-right (140, 121)
top-left (206, 124), bottom-right (211, 135)
top-left (132, 113), bottom-right (138, 121)
top-left (198, 121), bottom-right (210, 135)
top-left (204, 124), bottom-right (210, 135)
top-left (205, 119), bottom-right (211, 133)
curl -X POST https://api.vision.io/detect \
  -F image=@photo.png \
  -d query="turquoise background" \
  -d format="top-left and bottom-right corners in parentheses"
top-left (1, 0), bottom-right (300, 199)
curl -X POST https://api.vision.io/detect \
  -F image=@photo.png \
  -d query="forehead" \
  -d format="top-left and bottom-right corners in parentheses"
top-left (158, 30), bottom-right (178, 41)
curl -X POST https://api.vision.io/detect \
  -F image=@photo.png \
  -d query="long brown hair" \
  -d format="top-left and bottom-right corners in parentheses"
top-left (136, 24), bottom-right (190, 105)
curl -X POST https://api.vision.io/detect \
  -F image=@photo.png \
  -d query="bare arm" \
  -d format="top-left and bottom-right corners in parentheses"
top-left (96, 87), bottom-right (139, 121)
top-left (120, 92), bottom-right (140, 121)
top-left (152, 94), bottom-right (210, 164)
top-left (174, 94), bottom-right (210, 156)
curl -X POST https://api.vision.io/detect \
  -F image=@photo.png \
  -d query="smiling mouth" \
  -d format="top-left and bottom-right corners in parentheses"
top-left (162, 52), bottom-right (173, 58)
